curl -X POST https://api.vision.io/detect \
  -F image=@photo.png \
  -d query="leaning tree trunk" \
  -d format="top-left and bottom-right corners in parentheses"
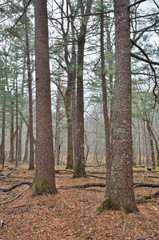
top-left (33, 0), bottom-right (57, 194)
top-left (106, 0), bottom-right (138, 213)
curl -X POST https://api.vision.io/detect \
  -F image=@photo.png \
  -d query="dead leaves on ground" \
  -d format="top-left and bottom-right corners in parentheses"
top-left (0, 163), bottom-right (159, 240)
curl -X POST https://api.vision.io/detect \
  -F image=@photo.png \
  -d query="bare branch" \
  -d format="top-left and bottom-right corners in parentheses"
top-left (129, 0), bottom-right (147, 9)
top-left (10, 0), bottom-right (32, 31)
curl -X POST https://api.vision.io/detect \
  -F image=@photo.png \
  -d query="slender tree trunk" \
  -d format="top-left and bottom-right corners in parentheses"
top-left (18, 124), bottom-right (22, 162)
top-left (71, 29), bottom-right (77, 168)
top-left (100, 0), bottom-right (111, 195)
top-left (25, 14), bottom-right (35, 170)
top-left (9, 100), bottom-right (14, 162)
top-left (15, 73), bottom-right (18, 167)
top-left (143, 120), bottom-right (149, 166)
top-left (23, 127), bottom-right (29, 162)
top-left (0, 89), bottom-right (6, 169)
top-left (55, 87), bottom-right (61, 165)
top-left (33, 0), bottom-right (57, 194)
top-left (106, 0), bottom-right (138, 213)
top-left (73, 0), bottom-right (92, 178)
top-left (105, 14), bottom-right (114, 156)
top-left (146, 119), bottom-right (156, 168)
top-left (65, 75), bottom-right (73, 169)
top-left (138, 121), bottom-right (141, 165)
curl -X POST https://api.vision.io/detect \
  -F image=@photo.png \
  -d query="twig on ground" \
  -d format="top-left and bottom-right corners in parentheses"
top-left (134, 233), bottom-right (158, 239)
top-left (0, 189), bottom-right (27, 205)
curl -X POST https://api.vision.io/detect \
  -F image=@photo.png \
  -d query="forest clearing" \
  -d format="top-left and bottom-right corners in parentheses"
top-left (0, 162), bottom-right (159, 240)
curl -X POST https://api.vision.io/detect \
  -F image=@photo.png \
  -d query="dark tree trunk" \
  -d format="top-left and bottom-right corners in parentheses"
top-left (55, 87), bottom-right (61, 165)
top-left (15, 74), bottom-right (18, 167)
top-left (138, 121), bottom-right (141, 165)
top-left (25, 14), bottom-right (35, 170)
top-left (146, 119), bottom-right (156, 168)
top-left (106, 0), bottom-right (138, 213)
top-left (17, 124), bottom-right (22, 162)
top-left (9, 100), bottom-right (14, 162)
top-left (143, 121), bottom-right (149, 166)
top-left (100, 0), bottom-right (111, 195)
top-left (33, 0), bottom-right (57, 194)
top-left (23, 127), bottom-right (29, 162)
top-left (0, 89), bottom-right (6, 169)
top-left (71, 28), bottom-right (77, 168)
top-left (73, 0), bottom-right (92, 178)
top-left (65, 80), bottom-right (73, 169)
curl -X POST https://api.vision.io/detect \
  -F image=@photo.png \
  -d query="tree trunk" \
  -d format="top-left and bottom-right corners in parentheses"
top-left (146, 119), bottom-right (156, 168)
top-left (106, 0), bottom-right (138, 213)
top-left (9, 100), bottom-right (14, 162)
top-left (25, 13), bottom-right (35, 170)
top-left (143, 120), bottom-right (149, 166)
top-left (33, 0), bottom-right (57, 194)
top-left (55, 84), bottom-right (61, 166)
top-left (23, 128), bottom-right (29, 162)
top-left (17, 123), bottom-right (22, 162)
top-left (100, 0), bottom-right (111, 195)
top-left (0, 89), bottom-right (6, 169)
top-left (71, 27), bottom-right (77, 168)
top-left (73, 1), bottom-right (92, 178)
top-left (138, 121), bottom-right (142, 165)
top-left (15, 73), bottom-right (18, 167)
top-left (65, 75), bottom-right (73, 169)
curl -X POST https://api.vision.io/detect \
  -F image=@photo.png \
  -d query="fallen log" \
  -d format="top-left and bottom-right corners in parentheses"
top-left (58, 182), bottom-right (106, 189)
top-left (0, 181), bottom-right (31, 192)
top-left (133, 182), bottom-right (159, 188)
top-left (0, 181), bottom-right (159, 192)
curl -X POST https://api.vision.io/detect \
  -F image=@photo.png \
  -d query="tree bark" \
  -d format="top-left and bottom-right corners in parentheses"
top-left (146, 119), bottom-right (156, 168)
top-left (9, 100), bottom-right (14, 162)
top-left (100, 0), bottom-right (111, 195)
top-left (15, 71), bottom-right (19, 167)
top-left (73, 0), bottom-right (92, 178)
top-left (107, 0), bottom-right (138, 213)
top-left (0, 89), bottom-right (6, 169)
top-left (33, 0), bottom-right (57, 194)
top-left (24, 9), bottom-right (35, 170)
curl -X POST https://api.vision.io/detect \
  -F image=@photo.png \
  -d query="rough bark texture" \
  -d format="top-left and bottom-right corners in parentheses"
top-left (108, 0), bottom-right (138, 213)
top-left (33, 0), bottom-right (57, 194)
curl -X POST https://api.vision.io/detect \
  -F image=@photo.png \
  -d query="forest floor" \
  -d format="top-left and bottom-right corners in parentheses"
top-left (0, 162), bottom-right (159, 240)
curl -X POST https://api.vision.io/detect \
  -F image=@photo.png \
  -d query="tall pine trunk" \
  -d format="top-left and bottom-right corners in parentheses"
top-left (100, 0), bottom-right (111, 195)
top-left (33, 0), bottom-right (57, 194)
top-left (106, 0), bottom-right (138, 213)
